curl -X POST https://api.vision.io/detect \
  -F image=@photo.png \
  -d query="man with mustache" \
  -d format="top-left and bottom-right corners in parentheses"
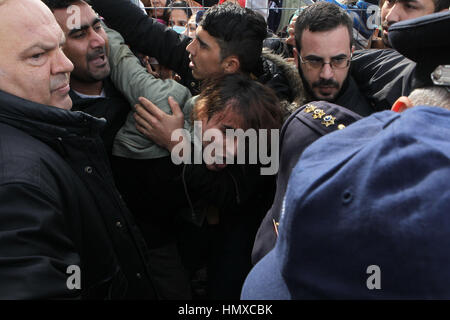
top-left (42, 0), bottom-right (131, 155)
top-left (251, 2), bottom-right (373, 265)
top-left (292, 2), bottom-right (373, 116)
top-left (0, 0), bottom-right (157, 298)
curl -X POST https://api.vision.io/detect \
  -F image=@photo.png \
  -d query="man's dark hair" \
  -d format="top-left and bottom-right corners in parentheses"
top-left (194, 74), bottom-right (282, 157)
top-left (195, 74), bottom-right (282, 131)
top-left (433, 0), bottom-right (449, 11)
top-left (41, 0), bottom-right (84, 10)
top-left (294, 2), bottom-right (354, 52)
top-left (199, 2), bottom-right (268, 74)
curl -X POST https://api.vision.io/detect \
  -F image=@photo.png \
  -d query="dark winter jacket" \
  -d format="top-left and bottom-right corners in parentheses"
top-left (351, 49), bottom-right (417, 111)
top-left (69, 78), bottom-right (130, 155)
top-left (0, 90), bottom-right (157, 299)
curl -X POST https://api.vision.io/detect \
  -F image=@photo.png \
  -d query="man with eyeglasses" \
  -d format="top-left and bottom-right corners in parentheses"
top-left (293, 2), bottom-right (374, 117)
top-left (251, 2), bottom-right (374, 265)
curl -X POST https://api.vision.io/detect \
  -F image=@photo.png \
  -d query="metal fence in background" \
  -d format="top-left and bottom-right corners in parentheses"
top-left (139, 0), bottom-right (381, 46)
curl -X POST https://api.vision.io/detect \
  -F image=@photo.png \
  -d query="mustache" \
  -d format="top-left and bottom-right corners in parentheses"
top-left (87, 47), bottom-right (106, 62)
top-left (382, 20), bottom-right (393, 30)
top-left (312, 78), bottom-right (339, 89)
top-left (50, 73), bottom-right (70, 92)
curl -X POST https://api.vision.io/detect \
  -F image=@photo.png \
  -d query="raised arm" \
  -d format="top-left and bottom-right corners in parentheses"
top-left (91, 0), bottom-right (192, 80)
top-left (105, 25), bottom-right (192, 119)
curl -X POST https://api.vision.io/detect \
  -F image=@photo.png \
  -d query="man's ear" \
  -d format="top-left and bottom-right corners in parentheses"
top-left (351, 45), bottom-right (355, 54)
top-left (223, 55), bottom-right (240, 74)
top-left (293, 48), bottom-right (299, 67)
top-left (392, 96), bottom-right (414, 113)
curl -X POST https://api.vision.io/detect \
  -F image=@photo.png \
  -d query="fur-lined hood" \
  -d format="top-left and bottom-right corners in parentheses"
top-left (259, 49), bottom-right (311, 119)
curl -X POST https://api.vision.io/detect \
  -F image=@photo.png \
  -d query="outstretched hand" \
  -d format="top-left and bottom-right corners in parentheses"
top-left (134, 96), bottom-right (185, 151)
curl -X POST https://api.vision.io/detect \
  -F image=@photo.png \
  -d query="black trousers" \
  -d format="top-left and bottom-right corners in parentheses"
top-left (111, 155), bottom-right (191, 299)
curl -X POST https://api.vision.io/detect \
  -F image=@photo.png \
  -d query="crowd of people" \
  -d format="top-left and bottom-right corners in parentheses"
top-left (0, 0), bottom-right (448, 300)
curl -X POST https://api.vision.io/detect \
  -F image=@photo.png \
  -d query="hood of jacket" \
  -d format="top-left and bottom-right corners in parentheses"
top-left (257, 49), bottom-right (311, 120)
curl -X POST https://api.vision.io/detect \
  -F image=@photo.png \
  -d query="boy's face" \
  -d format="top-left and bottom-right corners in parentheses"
top-left (186, 26), bottom-right (227, 80)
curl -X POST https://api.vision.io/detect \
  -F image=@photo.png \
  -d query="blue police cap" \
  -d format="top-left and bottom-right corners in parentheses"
top-left (242, 106), bottom-right (450, 299)
top-left (389, 11), bottom-right (450, 88)
top-left (252, 101), bottom-right (362, 265)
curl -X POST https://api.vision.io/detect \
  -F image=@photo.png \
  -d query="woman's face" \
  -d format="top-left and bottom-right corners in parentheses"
top-left (184, 15), bottom-right (197, 38)
top-left (149, 0), bottom-right (166, 18)
top-left (169, 9), bottom-right (188, 27)
top-left (200, 107), bottom-right (244, 171)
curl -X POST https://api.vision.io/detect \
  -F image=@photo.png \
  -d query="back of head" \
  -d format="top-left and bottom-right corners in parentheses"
top-left (409, 86), bottom-right (450, 110)
top-left (294, 1), bottom-right (354, 51)
top-left (200, 2), bottom-right (268, 74)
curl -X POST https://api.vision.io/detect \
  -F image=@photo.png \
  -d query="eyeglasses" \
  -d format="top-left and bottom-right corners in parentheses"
top-left (299, 54), bottom-right (352, 70)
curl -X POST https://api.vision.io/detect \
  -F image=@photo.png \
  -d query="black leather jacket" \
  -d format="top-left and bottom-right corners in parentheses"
top-left (351, 49), bottom-right (417, 111)
top-left (0, 90), bottom-right (157, 299)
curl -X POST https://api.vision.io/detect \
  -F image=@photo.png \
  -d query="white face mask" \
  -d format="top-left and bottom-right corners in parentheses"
top-left (172, 25), bottom-right (186, 34)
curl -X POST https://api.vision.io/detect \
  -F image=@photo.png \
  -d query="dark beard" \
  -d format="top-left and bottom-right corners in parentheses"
top-left (296, 57), bottom-right (350, 103)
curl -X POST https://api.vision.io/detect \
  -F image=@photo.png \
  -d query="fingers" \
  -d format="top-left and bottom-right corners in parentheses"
top-left (138, 97), bottom-right (165, 120)
top-left (143, 58), bottom-right (161, 78)
top-left (135, 121), bottom-right (149, 137)
top-left (134, 104), bottom-right (158, 129)
top-left (143, 57), bottom-right (153, 73)
top-left (168, 96), bottom-right (183, 118)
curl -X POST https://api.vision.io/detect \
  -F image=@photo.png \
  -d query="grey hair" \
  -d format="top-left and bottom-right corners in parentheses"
top-left (409, 86), bottom-right (450, 110)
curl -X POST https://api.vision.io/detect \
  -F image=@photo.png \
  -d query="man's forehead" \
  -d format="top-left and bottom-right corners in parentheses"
top-left (53, 2), bottom-right (98, 32)
top-left (0, 0), bottom-right (63, 47)
top-left (301, 26), bottom-right (351, 54)
top-left (392, 0), bottom-right (431, 5)
top-left (196, 26), bottom-right (218, 44)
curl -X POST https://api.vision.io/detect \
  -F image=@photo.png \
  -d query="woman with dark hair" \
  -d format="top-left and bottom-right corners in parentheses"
top-left (143, 0), bottom-right (171, 25)
top-left (168, 1), bottom-right (193, 33)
